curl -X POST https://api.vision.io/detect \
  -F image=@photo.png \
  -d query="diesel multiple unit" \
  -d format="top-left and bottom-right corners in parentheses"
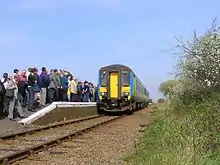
top-left (97, 64), bottom-right (149, 114)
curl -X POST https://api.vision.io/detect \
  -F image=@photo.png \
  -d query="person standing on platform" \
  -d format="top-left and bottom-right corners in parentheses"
top-left (27, 69), bottom-right (36, 112)
top-left (77, 81), bottom-right (83, 102)
top-left (54, 69), bottom-right (61, 101)
top-left (82, 81), bottom-right (90, 102)
top-left (68, 76), bottom-right (78, 102)
top-left (2, 73), bottom-right (25, 120)
top-left (39, 67), bottom-right (49, 107)
top-left (0, 80), bottom-right (5, 118)
top-left (60, 71), bottom-right (69, 101)
top-left (89, 83), bottom-right (95, 102)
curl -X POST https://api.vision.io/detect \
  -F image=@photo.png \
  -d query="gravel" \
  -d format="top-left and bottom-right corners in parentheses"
top-left (0, 116), bottom-right (116, 158)
top-left (0, 115), bottom-right (100, 137)
top-left (0, 123), bottom-right (43, 137)
top-left (14, 108), bottom-right (151, 165)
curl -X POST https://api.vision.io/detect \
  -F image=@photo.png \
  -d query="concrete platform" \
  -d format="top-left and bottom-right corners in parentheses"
top-left (18, 102), bottom-right (97, 125)
top-left (0, 110), bottom-right (37, 134)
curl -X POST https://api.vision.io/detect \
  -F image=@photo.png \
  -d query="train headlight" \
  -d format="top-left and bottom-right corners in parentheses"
top-left (123, 92), bottom-right (129, 96)
top-left (101, 92), bottom-right (107, 96)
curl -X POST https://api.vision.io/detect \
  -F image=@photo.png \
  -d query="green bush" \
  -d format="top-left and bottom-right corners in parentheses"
top-left (171, 21), bottom-right (220, 108)
top-left (157, 98), bottom-right (165, 103)
top-left (124, 20), bottom-right (220, 165)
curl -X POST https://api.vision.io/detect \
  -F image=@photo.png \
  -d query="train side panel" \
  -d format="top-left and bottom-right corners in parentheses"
top-left (133, 73), bottom-right (136, 99)
top-left (133, 75), bottom-right (149, 104)
top-left (134, 77), bottom-right (143, 102)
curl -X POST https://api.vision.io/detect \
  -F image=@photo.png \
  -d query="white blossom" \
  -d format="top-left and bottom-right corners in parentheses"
top-left (171, 24), bottom-right (220, 106)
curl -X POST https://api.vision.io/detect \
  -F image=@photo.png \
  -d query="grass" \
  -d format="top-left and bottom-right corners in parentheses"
top-left (123, 102), bottom-right (220, 165)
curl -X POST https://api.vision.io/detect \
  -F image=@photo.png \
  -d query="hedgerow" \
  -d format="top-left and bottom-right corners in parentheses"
top-left (124, 19), bottom-right (220, 165)
top-left (171, 19), bottom-right (220, 107)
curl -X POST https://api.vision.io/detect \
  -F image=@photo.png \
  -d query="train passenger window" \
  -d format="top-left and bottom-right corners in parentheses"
top-left (121, 71), bottom-right (130, 84)
top-left (137, 82), bottom-right (141, 93)
top-left (100, 73), bottom-right (108, 85)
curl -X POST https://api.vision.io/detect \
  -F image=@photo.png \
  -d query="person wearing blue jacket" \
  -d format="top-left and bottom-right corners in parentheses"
top-left (39, 67), bottom-right (50, 107)
top-left (60, 72), bottom-right (69, 101)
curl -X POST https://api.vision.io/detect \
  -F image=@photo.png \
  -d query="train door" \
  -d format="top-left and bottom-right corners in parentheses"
top-left (109, 72), bottom-right (119, 98)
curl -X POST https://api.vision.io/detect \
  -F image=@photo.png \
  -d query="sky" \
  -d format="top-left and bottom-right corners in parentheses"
top-left (0, 0), bottom-right (219, 101)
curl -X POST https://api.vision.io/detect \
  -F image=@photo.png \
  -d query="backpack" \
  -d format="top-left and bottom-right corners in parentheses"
top-left (0, 81), bottom-right (6, 96)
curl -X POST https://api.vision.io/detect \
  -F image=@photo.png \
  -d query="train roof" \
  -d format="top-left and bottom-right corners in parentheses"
top-left (99, 64), bottom-right (132, 71)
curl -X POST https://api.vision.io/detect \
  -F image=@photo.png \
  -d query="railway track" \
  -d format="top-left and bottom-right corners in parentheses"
top-left (0, 115), bottom-right (102, 140)
top-left (0, 115), bottom-right (123, 164)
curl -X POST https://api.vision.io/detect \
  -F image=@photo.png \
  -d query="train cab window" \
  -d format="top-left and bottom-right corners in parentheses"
top-left (100, 71), bottom-right (108, 85)
top-left (121, 70), bottom-right (130, 84)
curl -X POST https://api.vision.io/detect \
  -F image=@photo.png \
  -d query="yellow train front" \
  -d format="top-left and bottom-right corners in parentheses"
top-left (97, 64), bottom-right (149, 115)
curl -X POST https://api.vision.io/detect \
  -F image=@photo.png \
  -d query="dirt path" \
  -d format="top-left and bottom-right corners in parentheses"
top-left (15, 108), bottom-right (151, 165)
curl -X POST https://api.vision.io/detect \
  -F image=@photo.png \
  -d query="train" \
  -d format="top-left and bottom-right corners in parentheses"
top-left (97, 64), bottom-right (149, 115)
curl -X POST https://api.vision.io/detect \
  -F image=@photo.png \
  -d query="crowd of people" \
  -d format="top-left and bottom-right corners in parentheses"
top-left (0, 67), bottom-right (97, 121)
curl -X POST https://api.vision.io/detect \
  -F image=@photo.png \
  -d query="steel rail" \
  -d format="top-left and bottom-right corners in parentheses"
top-left (0, 115), bottom-right (123, 164)
top-left (0, 115), bottom-right (102, 140)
